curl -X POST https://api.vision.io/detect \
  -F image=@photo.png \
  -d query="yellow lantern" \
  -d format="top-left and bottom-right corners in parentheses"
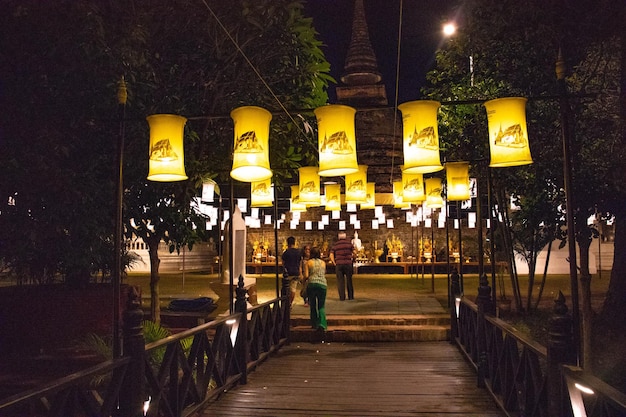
top-left (230, 106), bottom-right (272, 182)
top-left (298, 166), bottom-right (321, 205)
top-left (401, 171), bottom-right (425, 203)
top-left (324, 183), bottom-right (341, 211)
top-left (250, 179), bottom-right (273, 207)
top-left (360, 182), bottom-right (376, 209)
top-left (345, 165), bottom-right (368, 203)
top-left (146, 114), bottom-right (188, 182)
top-left (393, 181), bottom-right (410, 208)
top-left (314, 104), bottom-right (359, 176)
top-left (484, 97), bottom-right (533, 167)
top-left (398, 100), bottom-right (443, 174)
top-left (445, 162), bottom-right (470, 201)
top-left (425, 177), bottom-right (443, 208)
top-left (290, 185), bottom-right (307, 212)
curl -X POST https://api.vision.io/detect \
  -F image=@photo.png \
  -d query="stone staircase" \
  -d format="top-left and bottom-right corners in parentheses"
top-left (289, 314), bottom-right (450, 343)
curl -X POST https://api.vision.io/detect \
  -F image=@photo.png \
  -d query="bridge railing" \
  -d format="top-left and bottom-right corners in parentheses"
top-left (0, 275), bottom-right (291, 417)
top-left (451, 281), bottom-right (626, 417)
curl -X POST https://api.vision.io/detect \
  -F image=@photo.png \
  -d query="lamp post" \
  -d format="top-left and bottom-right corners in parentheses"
top-left (113, 77), bottom-right (127, 359)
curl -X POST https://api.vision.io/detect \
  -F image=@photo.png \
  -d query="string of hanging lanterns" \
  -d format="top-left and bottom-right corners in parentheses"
top-left (144, 96), bottom-right (532, 222)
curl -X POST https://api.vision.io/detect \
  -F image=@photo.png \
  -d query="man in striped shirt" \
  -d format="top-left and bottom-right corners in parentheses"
top-left (329, 231), bottom-right (355, 301)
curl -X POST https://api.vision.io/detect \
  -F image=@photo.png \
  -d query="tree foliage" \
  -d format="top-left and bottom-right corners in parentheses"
top-left (0, 0), bottom-right (332, 305)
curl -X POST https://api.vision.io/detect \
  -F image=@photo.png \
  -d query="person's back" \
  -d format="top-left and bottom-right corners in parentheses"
top-left (330, 232), bottom-right (355, 300)
top-left (304, 247), bottom-right (327, 334)
top-left (281, 236), bottom-right (302, 306)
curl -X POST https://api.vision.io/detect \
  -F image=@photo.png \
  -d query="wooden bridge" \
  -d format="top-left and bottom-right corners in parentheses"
top-left (1, 277), bottom-right (625, 417)
top-left (202, 341), bottom-right (502, 416)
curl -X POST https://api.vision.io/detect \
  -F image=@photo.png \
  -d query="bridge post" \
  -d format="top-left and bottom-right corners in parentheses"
top-left (282, 269), bottom-right (291, 340)
top-left (235, 274), bottom-right (249, 384)
top-left (119, 286), bottom-right (145, 417)
top-left (475, 274), bottom-right (492, 388)
top-left (547, 291), bottom-right (575, 416)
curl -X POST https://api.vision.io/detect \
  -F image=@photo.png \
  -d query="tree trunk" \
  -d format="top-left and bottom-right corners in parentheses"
top-left (601, 3), bottom-right (626, 326)
top-left (146, 235), bottom-right (162, 324)
top-left (601, 216), bottom-right (626, 324)
top-left (526, 232), bottom-right (538, 312)
top-left (577, 231), bottom-right (593, 370)
top-left (534, 239), bottom-right (553, 309)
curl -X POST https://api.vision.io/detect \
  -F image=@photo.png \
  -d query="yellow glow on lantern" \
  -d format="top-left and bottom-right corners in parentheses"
top-left (290, 185), bottom-right (307, 212)
top-left (425, 177), bottom-right (443, 208)
top-left (398, 100), bottom-right (443, 174)
top-left (484, 97), bottom-right (533, 167)
top-left (324, 184), bottom-right (341, 211)
top-left (298, 166), bottom-right (321, 205)
top-left (230, 106), bottom-right (272, 182)
top-left (146, 114), bottom-right (188, 182)
top-left (314, 105), bottom-right (358, 176)
top-left (445, 162), bottom-right (470, 201)
top-left (345, 165), bottom-right (368, 203)
top-left (360, 182), bottom-right (376, 209)
top-left (401, 171), bottom-right (425, 203)
top-left (251, 179), bottom-right (273, 207)
top-left (393, 181), bottom-right (411, 208)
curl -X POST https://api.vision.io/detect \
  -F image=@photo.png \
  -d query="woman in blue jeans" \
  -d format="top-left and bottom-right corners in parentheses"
top-left (303, 247), bottom-right (327, 332)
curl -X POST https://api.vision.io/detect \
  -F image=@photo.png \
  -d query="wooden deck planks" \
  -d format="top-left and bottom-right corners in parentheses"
top-left (200, 342), bottom-right (503, 416)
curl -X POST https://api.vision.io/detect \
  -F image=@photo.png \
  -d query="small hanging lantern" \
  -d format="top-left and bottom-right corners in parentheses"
top-left (298, 166), bottom-right (321, 205)
top-left (230, 106), bottom-right (272, 182)
top-left (425, 177), bottom-right (443, 208)
top-left (290, 185), bottom-right (307, 212)
top-left (345, 165), bottom-right (368, 203)
top-left (401, 171), bottom-right (425, 203)
top-left (146, 114), bottom-right (188, 182)
top-left (250, 179), bottom-right (273, 207)
top-left (484, 97), bottom-right (533, 167)
top-left (398, 100), bottom-right (443, 174)
top-left (324, 183), bottom-right (341, 211)
top-left (314, 104), bottom-right (359, 177)
top-left (201, 179), bottom-right (218, 202)
top-left (445, 161), bottom-right (470, 201)
top-left (360, 182), bottom-right (376, 209)
top-left (393, 181), bottom-right (410, 209)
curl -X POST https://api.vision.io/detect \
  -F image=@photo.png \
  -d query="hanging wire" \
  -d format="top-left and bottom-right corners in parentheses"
top-left (201, 1), bottom-right (308, 140)
top-left (390, 0), bottom-right (403, 185)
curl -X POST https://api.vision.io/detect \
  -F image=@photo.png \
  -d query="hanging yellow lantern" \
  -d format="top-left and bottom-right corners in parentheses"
top-left (360, 182), bottom-right (376, 209)
top-left (250, 179), bottom-right (273, 207)
top-left (146, 114), bottom-right (188, 182)
top-left (393, 181), bottom-right (410, 208)
top-left (484, 97), bottom-right (533, 167)
top-left (324, 183), bottom-right (341, 211)
top-left (401, 171), bottom-right (425, 203)
top-left (345, 165), bottom-right (368, 203)
top-left (298, 166), bottom-right (321, 205)
top-left (445, 161), bottom-right (470, 201)
top-left (425, 177), bottom-right (443, 208)
top-left (230, 106), bottom-right (272, 182)
top-left (201, 179), bottom-right (218, 202)
top-left (398, 100), bottom-right (443, 174)
top-left (290, 185), bottom-right (307, 212)
top-left (314, 104), bottom-right (359, 177)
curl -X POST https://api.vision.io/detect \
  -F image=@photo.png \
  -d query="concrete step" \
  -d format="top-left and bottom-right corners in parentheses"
top-left (289, 314), bottom-right (451, 343)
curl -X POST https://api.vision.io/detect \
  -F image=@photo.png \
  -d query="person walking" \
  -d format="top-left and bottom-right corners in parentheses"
top-left (300, 245), bottom-right (311, 306)
top-left (281, 236), bottom-right (302, 306)
top-left (304, 247), bottom-right (327, 339)
top-left (329, 231), bottom-right (355, 301)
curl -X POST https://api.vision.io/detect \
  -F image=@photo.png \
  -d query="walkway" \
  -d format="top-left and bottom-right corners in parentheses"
top-left (201, 341), bottom-right (503, 416)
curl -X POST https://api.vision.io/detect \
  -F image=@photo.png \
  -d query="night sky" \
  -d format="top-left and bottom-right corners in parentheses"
top-left (304, 0), bottom-right (460, 104)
